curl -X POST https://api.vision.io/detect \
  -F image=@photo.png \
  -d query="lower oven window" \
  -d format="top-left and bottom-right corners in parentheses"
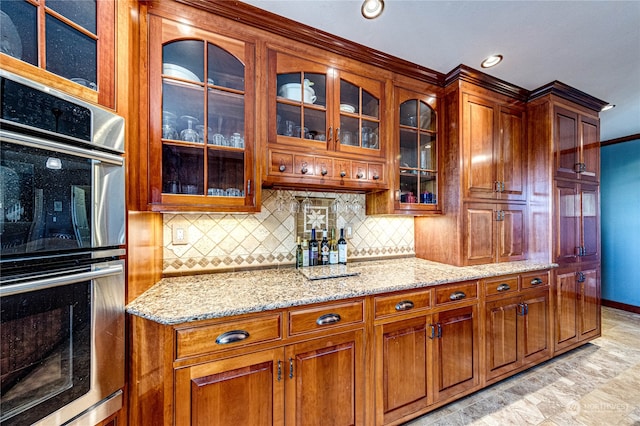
top-left (1, 281), bottom-right (91, 425)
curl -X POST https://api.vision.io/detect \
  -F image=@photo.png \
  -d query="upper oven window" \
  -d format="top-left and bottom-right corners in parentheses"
top-left (1, 142), bottom-right (93, 257)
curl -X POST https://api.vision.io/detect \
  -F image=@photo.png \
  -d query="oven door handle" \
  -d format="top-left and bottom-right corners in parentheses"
top-left (0, 129), bottom-right (124, 166)
top-left (0, 264), bottom-right (124, 297)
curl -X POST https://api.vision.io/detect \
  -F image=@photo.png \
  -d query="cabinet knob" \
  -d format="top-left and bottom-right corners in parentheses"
top-left (449, 291), bottom-right (466, 301)
top-left (395, 300), bottom-right (415, 311)
top-left (340, 170), bottom-right (347, 178)
top-left (372, 173), bottom-right (380, 180)
top-left (301, 162), bottom-right (309, 174)
top-left (215, 330), bottom-right (250, 345)
top-left (321, 167), bottom-right (328, 176)
top-left (356, 170), bottom-right (364, 179)
top-left (279, 164), bottom-right (286, 172)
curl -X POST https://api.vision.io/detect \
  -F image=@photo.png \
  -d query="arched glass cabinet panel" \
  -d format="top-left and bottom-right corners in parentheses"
top-left (148, 16), bottom-right (256, 212)
top-left (395, 87), bottom-right (439, 213)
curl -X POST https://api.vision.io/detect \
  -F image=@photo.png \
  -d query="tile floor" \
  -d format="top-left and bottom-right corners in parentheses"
top-left (406, 307), bottom-right (640, 425)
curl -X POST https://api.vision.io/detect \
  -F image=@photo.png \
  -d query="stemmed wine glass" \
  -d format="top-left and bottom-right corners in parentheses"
top-left (180, 115), bottom-right (199, 142)
top-left (162, 111), bottom-right (178, 140)
top-left (300, 191), bottom-right (312, 213)
top-left (288, 192), bottom-right (300, 213)
top-left (274, 190), bottom-right (287, 212)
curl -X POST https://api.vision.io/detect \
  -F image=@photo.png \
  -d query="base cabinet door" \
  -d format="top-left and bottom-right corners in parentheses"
top-left (579, 267), bottom-right (601, 341)
top-left (554, 265), bottom-right (601, 352)
top-left (375, 316), bottom-right (430, 425)
top-left (174, 349), bottom-right (284, 426)
top-left (432, 305), bottom-right (479, 402)
top-left (485, 296), bottom-right (521, 381)
top-left (521, 289), bottom-right (551, 365)
top-left (285, 330), bottom-right (364, 426)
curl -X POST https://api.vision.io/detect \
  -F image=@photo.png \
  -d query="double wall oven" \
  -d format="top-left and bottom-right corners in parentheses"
top-left (0, 70), bottom-right (125, 426)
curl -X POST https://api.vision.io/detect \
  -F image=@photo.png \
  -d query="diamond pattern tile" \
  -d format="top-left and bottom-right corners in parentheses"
top-left (162, 189), bottom-right (415, 274)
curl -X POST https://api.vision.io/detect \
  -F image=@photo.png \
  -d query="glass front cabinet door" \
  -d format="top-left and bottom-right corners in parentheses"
top-left (265, 49), bottom-right (387, 190)
top-left (396, 87), bottom-right (439, 213)
top-left (269, 50), bottom-right (384, 159)
top-left (148, 16), bottom-right (256, 212)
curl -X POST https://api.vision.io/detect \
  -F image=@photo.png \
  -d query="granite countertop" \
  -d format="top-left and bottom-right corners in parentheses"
top-left (126, 258), bottom-right (556, 325)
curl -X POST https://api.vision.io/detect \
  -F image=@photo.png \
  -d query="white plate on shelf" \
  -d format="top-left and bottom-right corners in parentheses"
top-left (340, 104), bottom-right (356, 113)
top-left (162, 63), bottom-right (200, 82)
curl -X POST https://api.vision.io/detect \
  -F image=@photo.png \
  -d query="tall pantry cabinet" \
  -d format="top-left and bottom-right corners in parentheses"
top-left (415, 66), bottom-right (528, 266)
top-left (527, 82), bottom-right (607, 355)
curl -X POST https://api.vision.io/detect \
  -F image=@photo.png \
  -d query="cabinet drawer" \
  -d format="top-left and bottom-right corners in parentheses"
top-left (521, 271), bottom-right (550, 290)
top-left (435, 281), bottom-right (478, 305)
top-left (484, 276), bottom-right (519, 297)
top-left (374, 289), bottom-right (431, 318)
top-left (176, 313), bottom-right (282, 359)
top-left (289, 300), bottom-right (364, 335)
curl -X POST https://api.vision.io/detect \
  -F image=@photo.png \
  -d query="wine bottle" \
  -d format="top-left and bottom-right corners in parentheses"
top-left (295, 236), bottom-right (303, 269)
top-left (309, 229), bottom-right (319, 266)
top-left (320, 229), bottom-right (330, 265)
top-left (338, 228), bottom-right (347, 265)
top-left (329, 228), bottom-right (338, 265)
top-left (302, 239), bottom-right (310, 267)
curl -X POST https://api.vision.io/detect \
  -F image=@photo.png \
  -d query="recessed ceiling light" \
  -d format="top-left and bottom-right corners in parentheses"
top-left (601, 104), bottom-right (616, 111)
top-left (361, 0), bottom-right (384, 19)
top-left (481, 54), bottom-right (503, 68)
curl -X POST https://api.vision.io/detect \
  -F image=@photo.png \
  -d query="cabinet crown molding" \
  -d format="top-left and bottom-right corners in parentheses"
top-left (528, 80), bottom-right (608, 112)
top-left (445, 65), bottom-right (529, 102)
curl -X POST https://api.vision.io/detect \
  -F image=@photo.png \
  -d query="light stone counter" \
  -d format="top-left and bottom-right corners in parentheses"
top-left (126, 257), bottom-right (556, 325)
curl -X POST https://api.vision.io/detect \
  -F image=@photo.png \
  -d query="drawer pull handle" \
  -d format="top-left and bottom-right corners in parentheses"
top-left (530, 278), bottom-right (544, 286)
top-left (215, 330), bottom-right (250, 345)
top-left (449, 291), bottom-right (466, 301)
top-left (316, 313), bottom-right (341, 326)
top-left (497, 283), bottom-right (511, 292)
top-left (395, 300), bottom-right (415, 311)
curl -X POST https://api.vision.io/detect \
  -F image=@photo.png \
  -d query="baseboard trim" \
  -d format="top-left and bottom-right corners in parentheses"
top-left (602, 299), bottom-right (640, 314)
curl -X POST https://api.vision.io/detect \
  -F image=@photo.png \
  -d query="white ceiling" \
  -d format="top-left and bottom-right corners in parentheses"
top-left (242, 0), bottom-right (640, 142)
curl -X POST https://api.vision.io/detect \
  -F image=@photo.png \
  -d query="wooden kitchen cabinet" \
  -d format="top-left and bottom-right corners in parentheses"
top-left (141, 8), bottom-right (258, 212)
top-left (462, 93), bottom-right (526, 201)
top-left (463, 203), bottom-right (527, 265)
top-left (554, 105), bottom-right (600, 182)
top-left (130, 298), bottom-right (366, 426)
top-left (415, 68), bottom-right (529, 266)
top-left (431, 305), bottom-right (480, 402)
top-left (175, 348), bottom-right (284, 425)
top-left (285, 330), bottom-right (365, 426)
top-left (263, 48), bottom-right (388, 191)
top-left (484, 272), bottom-right (551, 383)
top-left (554, 180), bottom-right (600, 264)
top-left (373, 282), bottom-right (480, 425)
top-left (554, 264), bottom-right (601, 354)
top-left (0, 0), bottom-right (116, 107)
top-left (368, 81), bottom-right (442, 215)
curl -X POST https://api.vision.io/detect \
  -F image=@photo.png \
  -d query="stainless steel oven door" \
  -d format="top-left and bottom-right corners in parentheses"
top-left (0, 259), bottom-right (125, 426)
top-left (0, 129), bottom-right (125, 259)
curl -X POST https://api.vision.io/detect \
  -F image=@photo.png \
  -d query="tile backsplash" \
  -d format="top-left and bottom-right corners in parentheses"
top-left (163, 189), bottom-right (414, 274)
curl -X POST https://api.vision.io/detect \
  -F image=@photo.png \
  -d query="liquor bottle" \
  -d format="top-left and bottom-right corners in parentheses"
top-left (320, 229), bottom-right (330, 265)
top-left (302, 239), bottom-right (310, 267)
top-left (338, 228), bottom-right (348, 265)
top-left (295, 236), bottom-right (303, 269)
top-left (309, 229), bottom-right (319, 266)
top-left (329, 228), bottom-right (339, 265)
